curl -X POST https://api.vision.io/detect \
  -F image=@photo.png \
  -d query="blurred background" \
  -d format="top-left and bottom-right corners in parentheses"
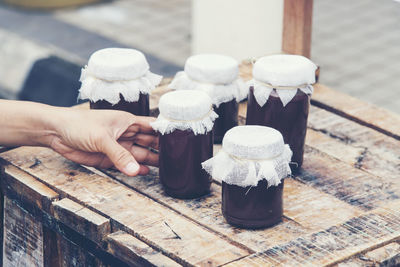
top-left (0, 0), bottom-right (399, 113)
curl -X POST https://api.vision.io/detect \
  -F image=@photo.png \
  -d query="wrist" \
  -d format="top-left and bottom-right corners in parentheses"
top-left (38, 105), bottom-right (69, 147)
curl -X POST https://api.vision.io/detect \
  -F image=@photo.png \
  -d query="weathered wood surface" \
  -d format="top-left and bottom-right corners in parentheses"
top-left (0, 147), bottom-right (249, 266)
top-left (3, 196), bottom-right (44, 267)
top-left (2, 68), bottom-right (400, 266)
top-left (312, 83), bottom-right (400, 140)
top-left (51, 198), bottom-right (111, 244)
top-left (106, 230), bottom-right (180, 267)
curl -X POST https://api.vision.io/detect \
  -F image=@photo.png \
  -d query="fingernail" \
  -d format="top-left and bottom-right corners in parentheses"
top-left (125, 162), bottom-right (139, 175)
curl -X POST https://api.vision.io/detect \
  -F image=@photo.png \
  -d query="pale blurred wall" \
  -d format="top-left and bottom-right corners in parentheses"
top-left (192, 0), bottom-right (284, 61)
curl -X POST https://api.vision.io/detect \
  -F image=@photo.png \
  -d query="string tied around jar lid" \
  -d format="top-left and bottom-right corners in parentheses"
top-left (249, 54), bottom-right (317, 107)
top-left (151, 90), bottom-right (219, 135)
top-left (202, 126), bottom-right (293, 188)
top-left (78, 48), bottom-right (162, 105)
top-left (168, 54), bottom-right (248, 107)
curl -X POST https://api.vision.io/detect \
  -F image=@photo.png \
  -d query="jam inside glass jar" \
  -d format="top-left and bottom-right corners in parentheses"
top-left (222, 180), bottom-right (284, 229)
top-left (90, 93), bottom-right (149, 116)
top-left (213, 99), bottom-right (238, 144)
top-left (159, 129), bottom-right (213, 199)
top-left (246, 87), bottom-right (309, 172)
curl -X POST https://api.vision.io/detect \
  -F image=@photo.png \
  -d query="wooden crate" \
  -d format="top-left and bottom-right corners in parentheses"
top-left (1, 63), bottom-right (400, 266)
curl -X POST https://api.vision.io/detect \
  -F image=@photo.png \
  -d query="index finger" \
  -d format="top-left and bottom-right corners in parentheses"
top-left (126, 116), bottom-right (157, 135)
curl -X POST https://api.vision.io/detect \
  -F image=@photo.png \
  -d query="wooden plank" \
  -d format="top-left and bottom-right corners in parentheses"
top-left (306, 105), bottom-right (400, 181)
top-left (51, 198), bottom-right (111, 244)
top-left (0, 163), bottom-right (59, 213)
top-left (0, 147), bottom-right (249, 266)
top-left (312, 83), bottom-right (400, 140)
top-left (106, 230), bottom-right (181, 267)
top-left (282, 0), bottom-right (313, 57)
top-left (363, 242), bottom-right (400, 265)
top-left (226, 202), bottom-right (400, 266)
top-left (0, 147), bottom-right (14, 153)
top-left (299, 146), bottom-right (400, 211)
top-left (106, 165), bottom-right (362, 237)
top-left (283, 178), bottom-right (363, 230)
top-left (105, 167), bottom-right (309, 252)
top-left (3, 196), bottom-right (44, 267)
top-left (42, 227), bottom-right (61, 267)
top-left (55, 231), bottom-right (107, 267)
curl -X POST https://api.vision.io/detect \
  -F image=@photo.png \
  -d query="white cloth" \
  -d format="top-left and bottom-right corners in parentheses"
top-left (169, 54), bottom-right (247, 107)
top-left (202, 126), bottom-right (292, 187)
top-left (251, 54), bottom-right (317, 107)
top-left (151, 90), bottom-right (218, 135)
top-left (169, 72), bottom-right (247, 107)
top-left (78, 48), bottom-right (162, 104)
top-left (248, 80), bottom-right (314, 107)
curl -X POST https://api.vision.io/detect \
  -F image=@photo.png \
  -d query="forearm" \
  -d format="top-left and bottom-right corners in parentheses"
top-left (0, 100), bottom-right (62, 147)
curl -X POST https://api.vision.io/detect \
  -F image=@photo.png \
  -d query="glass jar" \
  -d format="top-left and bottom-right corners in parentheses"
top-left (151, 90), bottom-right (218, 199)
top-left (90, 93), bottom-right (149, 116)
top-left (246, 55), bottom-right (316, 172)
top-left (78, 48), bottom-right (162, 116)
top-left (222, 180), bottom-right (284, 228)
top-left (168, 54), bottom-right (246, 143)
top-left (202, 125), bottom-right (292, 229)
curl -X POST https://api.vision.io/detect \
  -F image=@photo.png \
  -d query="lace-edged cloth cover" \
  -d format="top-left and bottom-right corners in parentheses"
top-left (250, 54), bottom-right (317, 107)
top-left (168, 54), bottom-right (247, 107)
top-left (151, 90), bottom-right (218, 135)
top-left (202, 126), bottom-right (292, 188)
top-left (78, 48), bottom-right (162, 105)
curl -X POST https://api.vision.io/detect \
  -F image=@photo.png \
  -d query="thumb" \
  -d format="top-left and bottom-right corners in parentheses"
top-left (102, 138), bottom-right (140, 176)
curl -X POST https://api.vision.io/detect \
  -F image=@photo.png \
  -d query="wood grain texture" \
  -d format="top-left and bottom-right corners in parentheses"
top-left (307, 105), bottom-right (400, 181)
top-left (105, 167), bottom-right (308, 253)
top-left (0, 147), bottom-right (249, 266)
top-left (312, 83), bottom-right (400, 140)
top-left (106, 230), bottom-right (181, 267)
top-left (282, 0), bottom-right (313, 57)
top-left (227, 203), bottom-right (400, 266)
top-left (55, 231), bottom-right (106, 267)
top-left (2, 72), bottom-right (400, 265)
top-left (1, 164), bottom-right (59, 213)
top-left (3, 197), bottom-right (44, 267)
top-left (52, 198), bottom-right (111, 244)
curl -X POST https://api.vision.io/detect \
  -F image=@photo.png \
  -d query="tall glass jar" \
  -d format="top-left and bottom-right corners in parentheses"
top-left (168, 54), bottom-right (246, 143)
top-left (78, 48), bottom-right (162, 116)
top-left (151, 90), bottom-right (218, 199)
top-left (202, 126), bottom-right (292, 229)
top-left (246, 55), bottom-right (317, 172)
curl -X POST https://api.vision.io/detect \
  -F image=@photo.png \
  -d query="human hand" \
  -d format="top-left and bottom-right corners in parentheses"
top-left (49, 108), bottom-right (158, 176)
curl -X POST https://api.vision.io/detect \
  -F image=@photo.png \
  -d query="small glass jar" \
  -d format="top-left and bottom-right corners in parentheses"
top-left (151, 90), bottom-right (218, 199)
top-left (168, 54), bottom-right (246, 143)
top-left (202, 125), bottom-right (292, 229)
top-left (246, 55), bottom-right (316, 172)
top-left (78, 48), bottom-right (162, 116)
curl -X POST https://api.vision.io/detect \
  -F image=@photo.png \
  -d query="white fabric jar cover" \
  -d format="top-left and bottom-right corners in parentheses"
top-left (202, 125), bottom-right (292, 187)
top-left (248, 55), bottom-right (317, 107)
top-left (79, 48), bottom-right (162, 105)
top-left (151, 90), bottom-right (218, 135)
top-left (168, 54), bottom-right (247, 107)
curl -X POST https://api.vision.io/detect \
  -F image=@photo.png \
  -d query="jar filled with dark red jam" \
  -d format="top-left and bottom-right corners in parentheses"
top-left (246, 55), bottom-right (317, 173)
top-left (151, 90), bottom-right (218, 199)
top-left (78, 48), bottom-right (162, 116)
top-left (168, 54), bottom-right (246, 144)
top-left (202, 125), bottom-right (292, 229)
